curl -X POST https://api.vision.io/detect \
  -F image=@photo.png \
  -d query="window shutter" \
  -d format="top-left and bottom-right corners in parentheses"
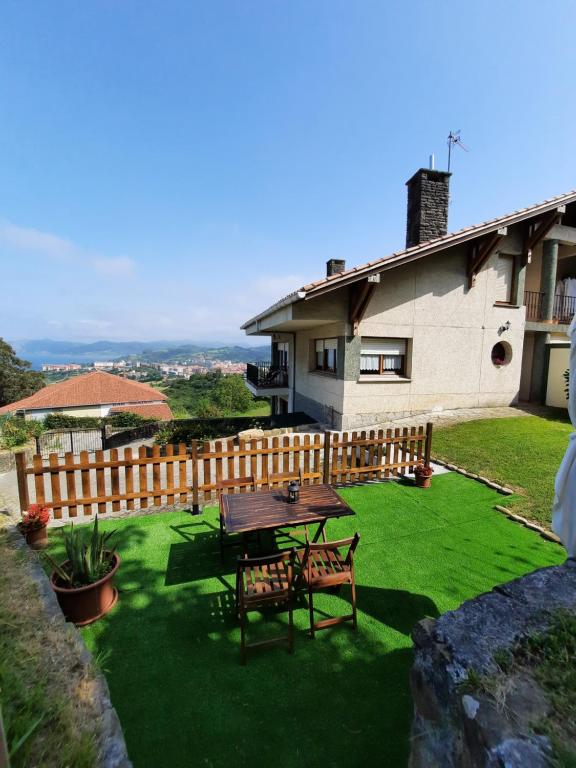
top-left (324, 338), bottom-right (338, 351)
top-left (315, 340), bottom-right (324, 352)
top-left (361, 339), bottom-right (406, 356)
top-left (495, 255), bottom-right (514, 303)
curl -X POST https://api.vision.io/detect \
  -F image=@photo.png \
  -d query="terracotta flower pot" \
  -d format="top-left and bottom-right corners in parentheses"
top-left (415, 474), bottom-right (432, 489)
top-left (51, 553), bottom-right (120, 626)
top-left (22, 524), bottom-right (48, 550)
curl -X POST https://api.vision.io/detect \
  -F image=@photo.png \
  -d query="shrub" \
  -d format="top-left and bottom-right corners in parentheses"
top-left (103, 412), bottom-right (155, 428)
top-left (0, 415), bottom-right (43, 449)
top-left (43, 414), bottom-right (101, 430)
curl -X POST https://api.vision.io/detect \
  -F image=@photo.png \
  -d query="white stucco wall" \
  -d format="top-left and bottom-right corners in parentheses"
top-left (546, 344), bottom-right (570, 409)
top-left (341, 242), bottom-right (526, 427)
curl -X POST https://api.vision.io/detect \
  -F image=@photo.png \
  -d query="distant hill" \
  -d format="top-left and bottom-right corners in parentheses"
top-left (10, 339), bottom-right (270, 369)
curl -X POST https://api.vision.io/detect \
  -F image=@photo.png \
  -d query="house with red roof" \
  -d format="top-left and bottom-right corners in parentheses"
top-left (242, 168), bottom-right (576, 429)
top-left (0, 371), bottom-right (173, 421)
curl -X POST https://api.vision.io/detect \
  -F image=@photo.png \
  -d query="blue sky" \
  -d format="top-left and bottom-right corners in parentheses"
top-left (2, 0), bottom-right (576, 343)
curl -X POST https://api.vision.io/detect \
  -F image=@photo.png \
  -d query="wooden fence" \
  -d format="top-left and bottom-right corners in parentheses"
top-left (15, 423), bottom-right (432, 520)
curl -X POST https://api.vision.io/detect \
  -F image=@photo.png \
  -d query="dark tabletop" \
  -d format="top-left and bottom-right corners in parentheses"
top-left (220, 484), bottom-right (355, 535)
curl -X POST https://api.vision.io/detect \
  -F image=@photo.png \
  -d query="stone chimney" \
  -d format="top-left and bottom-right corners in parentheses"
top-left (405, 169), bottom-right (451, 248)
top-left (326, 259), bottom-right (346, 277)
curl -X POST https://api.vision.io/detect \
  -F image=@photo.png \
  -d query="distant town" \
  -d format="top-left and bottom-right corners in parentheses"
top-left (41, 358), bottom-right (247, 380)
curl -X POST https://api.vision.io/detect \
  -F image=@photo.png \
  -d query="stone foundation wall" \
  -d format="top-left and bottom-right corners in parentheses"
top-left (410, 559), bottom-right (576, 768)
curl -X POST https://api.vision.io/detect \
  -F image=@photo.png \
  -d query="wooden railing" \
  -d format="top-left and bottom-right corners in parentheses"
top-left (15, 423), bottom-right (432, 521)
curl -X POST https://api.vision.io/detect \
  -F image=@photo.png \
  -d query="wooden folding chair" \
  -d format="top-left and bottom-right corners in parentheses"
top-left (296, 533), bottom-right (360, 637)
top-left (236, 549), bottom-right (296, 665)
top-left (217, 475), bottom-right (255, 561)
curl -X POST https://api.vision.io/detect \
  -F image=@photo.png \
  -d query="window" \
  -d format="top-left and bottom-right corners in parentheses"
top-left (360, 339), bottom-right (407, 376)
top-left (314, 338), bottom-right (338, 373)
top-left (491, 341), bottom-right (511, 367)
top-left (494, 254), bottom-right (515, 304)
top-left (274, 342), bottom-right (289, 369)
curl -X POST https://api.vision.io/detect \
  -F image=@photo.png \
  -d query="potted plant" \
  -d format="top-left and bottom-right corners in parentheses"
top-left (45, 516), bottom-right (120, 626)
top-left (414, 462), bottom-right (434, 489)
top-left (18, 504), bottom-right (50, 549)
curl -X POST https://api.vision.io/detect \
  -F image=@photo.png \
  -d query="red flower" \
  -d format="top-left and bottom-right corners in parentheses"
top-left (21, 504), bottom-right (50, 530)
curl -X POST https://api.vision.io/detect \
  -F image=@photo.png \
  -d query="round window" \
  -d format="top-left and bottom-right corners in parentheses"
top-left (491, 341), bottom-right (511, 367)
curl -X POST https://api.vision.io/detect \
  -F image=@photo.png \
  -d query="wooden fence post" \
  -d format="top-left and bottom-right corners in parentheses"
top-left (323, 431), bottom-right (331, 484)
top-left (424, 422), bottom-right (433, 466)
top-left (191, 440), bottom-right (199, 513)
top-left (14, 451), bottom-right (29, 513)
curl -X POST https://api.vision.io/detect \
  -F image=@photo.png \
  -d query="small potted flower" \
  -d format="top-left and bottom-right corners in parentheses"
top-left (18, 504), bottom-right (50, 549)
top-left (45, 516), bottom-right (120, 626)
top-left (414, 462), bottom-right (434, 489)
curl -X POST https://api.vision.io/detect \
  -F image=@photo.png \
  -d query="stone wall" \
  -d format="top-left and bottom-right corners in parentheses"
top-left (409, 559), bottom-right (576, 768)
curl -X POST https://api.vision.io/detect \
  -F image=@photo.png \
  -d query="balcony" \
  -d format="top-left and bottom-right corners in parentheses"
top-left (524, 291), bottom-right (576, 324)
top-left (245, 362), bottom-right (289, 395)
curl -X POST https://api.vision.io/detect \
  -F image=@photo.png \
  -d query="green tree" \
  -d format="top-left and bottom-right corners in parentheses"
top-left (194, 398), bottom-right (223, 418)
top-left (0, 338), bottom-right (44, 407)
top-left (213, 374), bottom-right (253, 414)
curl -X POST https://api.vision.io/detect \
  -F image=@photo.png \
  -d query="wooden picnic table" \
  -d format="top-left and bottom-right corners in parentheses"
top-left (220, 484), bottom-right (355, 549)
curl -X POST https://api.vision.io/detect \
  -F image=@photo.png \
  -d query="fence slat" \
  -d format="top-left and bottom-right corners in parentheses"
top-left (48, 453), bottom-right (62, 519)
top-left (96, 450), bottom-right (106, 514)
top-left (303, 434), bottom-right (310, 484)
top-left (139, 446), bottom-right (148, 509)
top-left (80, 450), bottom-right (91, 515)
top-left (64, 452), bottom-right (77, 517)
top-left (152, 446), bottom-right (161, 506)
top-left (32, 455), bottom-right (46, 507)
top-left (166, 444), bottom-right (175, 506)
top-left (185, 442), bottom-right (193, 506)
top-left (238, 439), bottom-right (246, 492)
top-left (110, 449), bottom-right (120, 512)
top-left (203, 441), bottom-right (211, 503)
top-left (124, 448), bottom-right (135, 510)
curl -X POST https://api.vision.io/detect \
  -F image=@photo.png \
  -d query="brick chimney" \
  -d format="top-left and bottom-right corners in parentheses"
top-left (405, 169), bottom-right (451, 248)
top-left (326, 259), bottom-right (346, 277)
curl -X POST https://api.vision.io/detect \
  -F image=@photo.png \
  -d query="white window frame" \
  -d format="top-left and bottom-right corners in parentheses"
top-left (359, 338), bottom-right (408, 377)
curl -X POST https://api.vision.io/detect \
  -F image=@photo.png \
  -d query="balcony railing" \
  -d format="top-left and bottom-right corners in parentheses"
top-left (524, 290), bottom-right (576, 323)
top-left (246, 362), bottom-right (289, 389)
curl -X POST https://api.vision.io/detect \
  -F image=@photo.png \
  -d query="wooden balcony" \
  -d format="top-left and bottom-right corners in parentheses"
top-left (524, 290), bottom-right (576, 323)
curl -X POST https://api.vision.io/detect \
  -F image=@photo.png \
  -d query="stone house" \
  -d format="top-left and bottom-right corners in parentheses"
top-left (242, 169), bottom-right (576, 429)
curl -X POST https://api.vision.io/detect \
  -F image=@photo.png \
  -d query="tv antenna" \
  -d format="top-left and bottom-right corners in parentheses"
top-left (447, 130), bottom-right (468, 172)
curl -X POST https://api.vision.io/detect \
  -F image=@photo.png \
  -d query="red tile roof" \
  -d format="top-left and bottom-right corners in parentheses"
top-left (0, 371), bottom-right (167, 415)
top-left (109, 403), bottom-right (173, 420)
top-left (241, 187), bottom-right (576, 328)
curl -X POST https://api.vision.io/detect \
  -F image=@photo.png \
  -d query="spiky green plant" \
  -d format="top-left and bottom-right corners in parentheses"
top-left (45, 516), bottom-right (117, 588)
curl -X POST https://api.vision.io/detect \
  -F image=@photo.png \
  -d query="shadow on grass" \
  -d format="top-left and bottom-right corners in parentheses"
top-left (85, 563), bottom-right (419, 768)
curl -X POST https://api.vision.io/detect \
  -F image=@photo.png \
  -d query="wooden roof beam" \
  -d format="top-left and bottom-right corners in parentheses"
top-left (524, 206), bottom-right (566, 261)
top-left (468, 227), bottom-right (507, 288)
top-left (349, 279), bottom-right (377, 335)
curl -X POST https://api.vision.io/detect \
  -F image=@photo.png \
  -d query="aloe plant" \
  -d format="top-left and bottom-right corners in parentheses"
top-left (45, 516), bottom-right (117, 587)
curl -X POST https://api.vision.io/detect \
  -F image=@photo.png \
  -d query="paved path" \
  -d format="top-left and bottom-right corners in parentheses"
top-left (364, 404), bottom-right (551, 433)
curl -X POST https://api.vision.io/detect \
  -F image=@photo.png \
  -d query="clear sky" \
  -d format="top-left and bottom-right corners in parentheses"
top-left (2, 0), bottom-right (576, 344)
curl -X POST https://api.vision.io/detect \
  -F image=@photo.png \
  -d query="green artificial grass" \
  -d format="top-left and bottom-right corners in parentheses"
top-left (433, 414), bottom-right (572, 527)
top-left (46, 474), bottom-right (565, 768)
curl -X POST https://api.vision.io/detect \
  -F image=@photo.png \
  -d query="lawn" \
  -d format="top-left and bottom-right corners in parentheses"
top-left (46, 474), bottom-right (564, 768)
top-left (433, 413), bottom-right (572, 527)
